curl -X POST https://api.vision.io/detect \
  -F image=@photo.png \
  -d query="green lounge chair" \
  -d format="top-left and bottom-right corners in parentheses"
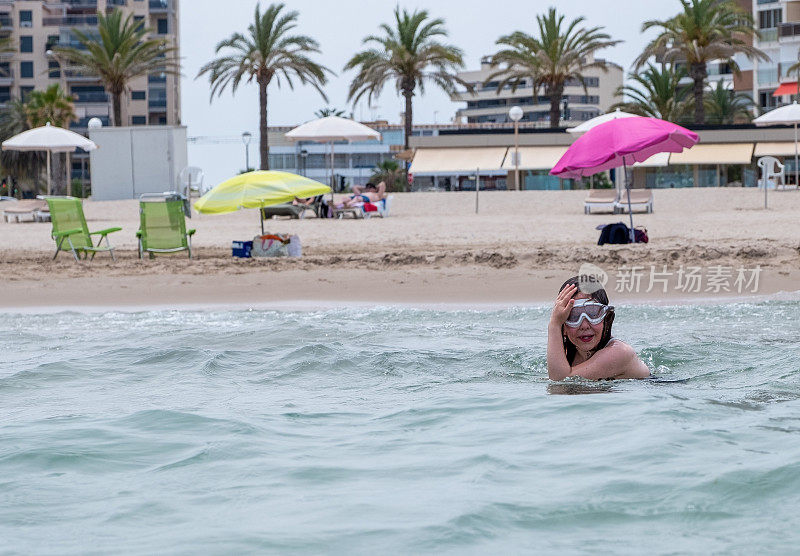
top-left (136, 194), bottom-right (195, 259)
top-left (41, 196), bottom-right (121, 261)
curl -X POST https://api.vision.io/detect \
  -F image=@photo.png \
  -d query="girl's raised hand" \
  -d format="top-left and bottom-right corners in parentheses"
top-left (550, 284), bottom-right (577, 327)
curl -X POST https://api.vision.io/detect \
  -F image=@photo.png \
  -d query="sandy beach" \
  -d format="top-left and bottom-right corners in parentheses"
top-left (1, 188), bottom-right (798, 310)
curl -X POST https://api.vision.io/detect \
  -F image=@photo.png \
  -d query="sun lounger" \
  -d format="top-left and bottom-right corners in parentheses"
top-left (261, 196), bottom-right (324, 220)
top-left (614, 189), bottom-right (653, 214)
top-left (333, 196), bottom-right (393, 219)
top-left (2, 199), bottom-right (49, 222)
top-left (41, 195), bottom-right (121, 261)
top-left (584, 189), bottom-right (618, 214)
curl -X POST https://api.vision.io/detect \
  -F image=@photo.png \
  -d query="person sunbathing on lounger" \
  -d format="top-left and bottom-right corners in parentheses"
top-left (339, 181), bottom-right (386, 208)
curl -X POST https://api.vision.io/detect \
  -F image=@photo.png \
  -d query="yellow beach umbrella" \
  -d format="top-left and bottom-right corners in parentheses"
top-left (194, 170), bottom-right (331, 233)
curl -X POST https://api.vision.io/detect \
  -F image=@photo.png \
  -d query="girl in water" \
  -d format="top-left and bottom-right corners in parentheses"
top-left (547, 277), bottom-right (650, 380)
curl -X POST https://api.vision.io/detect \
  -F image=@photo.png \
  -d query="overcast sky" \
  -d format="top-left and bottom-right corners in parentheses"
top-left (180, 0), bottom-right (679, 184)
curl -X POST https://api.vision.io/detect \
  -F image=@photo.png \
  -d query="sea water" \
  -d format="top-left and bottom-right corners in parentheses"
top-left (2, 303), bottom-right (800, 554)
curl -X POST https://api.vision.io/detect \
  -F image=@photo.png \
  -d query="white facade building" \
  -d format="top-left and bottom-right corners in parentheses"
top-left (450, 54), bottom-right (623, 126)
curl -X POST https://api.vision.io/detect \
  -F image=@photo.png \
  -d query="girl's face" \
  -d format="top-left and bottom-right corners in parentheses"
top-left (563, 292), bottom-right (605, 352)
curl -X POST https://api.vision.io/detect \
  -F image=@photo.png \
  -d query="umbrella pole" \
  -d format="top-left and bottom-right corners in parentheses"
top-left (260, 205), bottom-right (265, 235)
top-left (795, 123), bottom-right (798, 188)
top-left (624, 158), bottom-right (635, 243)
top-left (46, 151), bottom-right (51, 196)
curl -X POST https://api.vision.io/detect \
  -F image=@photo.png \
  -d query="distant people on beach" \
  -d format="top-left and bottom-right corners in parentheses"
top-left (338, 181), bottom-right (386, 208)
top-left (547, 276), bottom-right (650, 380)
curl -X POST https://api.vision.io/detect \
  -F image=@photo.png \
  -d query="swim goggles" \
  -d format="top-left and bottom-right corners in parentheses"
top-left (565, 299), bottom-right (613, 327)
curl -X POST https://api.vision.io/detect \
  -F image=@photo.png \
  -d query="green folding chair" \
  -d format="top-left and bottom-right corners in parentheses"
top-left (41, 196), bottom-right (121, 261)
top-left (136, 194), bottom-right (196, 259)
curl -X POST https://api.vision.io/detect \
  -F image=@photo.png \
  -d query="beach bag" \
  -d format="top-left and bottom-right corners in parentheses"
top-left (597, 222), bottom-right (630, 245)
top-left (252, 234), bottom-right (290, 257)
top-left (287, 235), bottom-right (302, 257)
top-left (634, 226), bottom-right (649, 243)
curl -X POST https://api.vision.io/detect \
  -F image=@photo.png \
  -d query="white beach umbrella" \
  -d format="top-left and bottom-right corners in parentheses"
top-left (285, 116), bottom-right (381, 191)
top-left (753, 102), bottom-right (800, 193)
top-left (566, 108), bottom-right (640, 135)
top-left (2, 122), bottom-right (97, 195)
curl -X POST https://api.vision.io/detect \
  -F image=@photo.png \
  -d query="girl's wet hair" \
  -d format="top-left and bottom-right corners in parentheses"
top-left (558, 276), bottom-right (615, 364)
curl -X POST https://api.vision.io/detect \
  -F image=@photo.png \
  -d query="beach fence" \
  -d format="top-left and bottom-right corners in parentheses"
top-left (88, 126), bottom-right (187, 201)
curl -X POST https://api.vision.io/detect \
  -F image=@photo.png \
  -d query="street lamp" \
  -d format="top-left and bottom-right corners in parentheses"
top-left (241, 131), bottom-right (252, 171)
top-left (508, 105), bottom-right (523, 190)
top-left (299, 148), bottom-right (308, 177)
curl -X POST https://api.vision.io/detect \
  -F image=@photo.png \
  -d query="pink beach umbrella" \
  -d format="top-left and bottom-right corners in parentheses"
top-left (551, 117), bottom-right (698, 241)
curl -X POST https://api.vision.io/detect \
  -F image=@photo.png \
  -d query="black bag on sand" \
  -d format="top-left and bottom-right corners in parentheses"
top-left (597, 223), bottom-right (649, 245)
top-left (597, 222), bottom-right (630, 245)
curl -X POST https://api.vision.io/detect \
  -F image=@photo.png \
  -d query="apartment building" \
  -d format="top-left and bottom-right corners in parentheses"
top-left (0, 0), bottom-right (180, 130)
top-left (450, 55), bottom-right (623, 126)
top-left (740, 0), bottom-right (800, 110)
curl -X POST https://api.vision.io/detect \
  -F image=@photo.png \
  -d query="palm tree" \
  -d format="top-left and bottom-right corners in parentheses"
top-left (345, 7), bottom-right (468, 150)
top-left (704, 79), bottom-right (754, 124)
top-left (634, 0), bottom-right (767, 125)
top-left (198, 3), bottom-right (331, 170)
top-left (53, 10), bottom-right (179, 126)
top-left (25, 84), bottom-right (76, 128)
top-left (0, 100), bottom-right (43, 195)
top-left (610, 64), bottom-right (691, 122)
top-left (314, 107), bottom-right (345, 118)
top-left (24, 84), bottom-right (78, 194)
top-left (486, 8), bottom-right (620, 128)
top-left (370, 159), bottom-right (404, 191)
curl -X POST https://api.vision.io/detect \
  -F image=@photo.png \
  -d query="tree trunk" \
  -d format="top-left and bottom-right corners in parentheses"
top-left (112, 91), bottom-right (122, 126)
top-left (259, 77), bottom-right (269, 171)
top-left (548, 85), bottom-right (563, 128)
top-left (690, 63), bottom-right (708, 125)
top-left (403, 87), bottom-right (414, 150)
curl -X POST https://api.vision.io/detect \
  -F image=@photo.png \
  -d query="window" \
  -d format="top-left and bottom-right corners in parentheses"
top-left (20, 86), bottom-right (34, 101)
top-left (0, 86), bottom-right (10, 103)
top-left (759, 90), bottom-right (779, 110)
top-left (20, 36), bottom-right (32, 53)
top-left (20, 61), bottom-right (33, 79)
top-left (19, 10), bottom-right (32, 27)
top-left (131, 116), bottom-right (146, 125)
top-left (131, 90), bottom-right (146, 100)
top-left (157, 18), bottom-right (168, 34)
top-left (759, 8), bottom-right (782, 29)
top-left (133, 15), bottom-right (144, 29)
top-left (48, 60), bottom-right (60, 79)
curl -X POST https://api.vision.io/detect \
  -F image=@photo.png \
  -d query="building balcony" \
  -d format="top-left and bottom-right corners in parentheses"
top-left (62, 0), bottom-right (98, 10)
top-left (107, 0), bottom-right (127, 6)
top-left (148, 99), bottom-right (167, 110)
top-left (64, 68), bottom-right (100, 82)
top-left (0, 15), bottom-right (12, 31)
top-left (779, 22), bottom-right (800, 40)
top-left (42, 15), bottom-right (98, 27)
top-left (73, 92), bottom-right (109, 103)
top-left (760, 28), bottom-right (779, 43)
top-left (0, 69), bottom-right (12, 85)
top-left (149, 0), bottom-right (169, 12)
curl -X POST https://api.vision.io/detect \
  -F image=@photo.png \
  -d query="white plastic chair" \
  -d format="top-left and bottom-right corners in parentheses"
top-left (757, 156), bottom-right (785, 189)
top-left (179, 166), bottom-right (204, 197)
